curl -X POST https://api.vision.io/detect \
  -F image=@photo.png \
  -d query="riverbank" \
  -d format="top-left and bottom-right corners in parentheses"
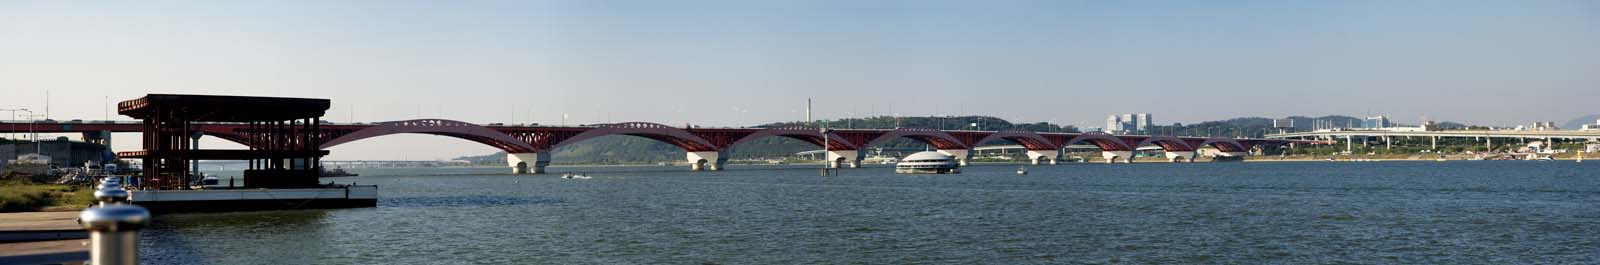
top-left (0, 180), bottom-right (94, 212)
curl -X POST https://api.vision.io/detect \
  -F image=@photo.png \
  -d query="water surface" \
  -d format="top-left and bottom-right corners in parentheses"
top-left (142, 161), bottom-right (1600, 264)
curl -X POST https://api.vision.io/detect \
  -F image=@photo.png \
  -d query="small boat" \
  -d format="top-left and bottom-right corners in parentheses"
top-left (321, 168), bottom-right (359, 177)
top-left (561, 172), bottom-right (592, 179)
top-left (1538, 156), bottom-right (1555, 161)
top-left (1015, 166), bottom-right (1028, 175)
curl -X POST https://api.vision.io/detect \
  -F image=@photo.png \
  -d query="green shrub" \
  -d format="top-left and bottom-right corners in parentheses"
top-left (0, 181), bottom-right (93, 212)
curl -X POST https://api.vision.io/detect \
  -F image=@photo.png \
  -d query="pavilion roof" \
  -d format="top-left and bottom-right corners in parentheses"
top-left (118, 94), bottom-right (329, 122)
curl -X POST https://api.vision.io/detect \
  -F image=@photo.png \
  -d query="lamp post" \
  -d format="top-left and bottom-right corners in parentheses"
top-left (845, 112), bottom-right (853, 129)
top-left (11, 110), bottom-right (40, 155)
top-left (0, 108), bottom-right (27, 140)
top-left (820, 127), bottom-right (832, 176)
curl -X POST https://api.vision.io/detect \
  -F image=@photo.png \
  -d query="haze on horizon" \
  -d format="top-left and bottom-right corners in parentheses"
top-left (2, 0), bottom-right (1597, 160)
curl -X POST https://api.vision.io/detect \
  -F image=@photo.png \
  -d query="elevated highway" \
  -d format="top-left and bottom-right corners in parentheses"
top-left (1266, 129), bottom-right (1600, 151)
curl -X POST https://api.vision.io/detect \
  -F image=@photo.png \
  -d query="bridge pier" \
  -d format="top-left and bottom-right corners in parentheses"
top-left (687, 151), bottom-right (728, 171)
top-left (937, 149), bottom-right (972, 166)
top-left (1026, 150), bottom-right (1059, 165)
top-left (507, 152), bottom-right (549, 174)
top-left (1164, 151), bottom-right (1195, 163)
top-left (1101, 151), bottom-right (1134, 164)
top-left (823, 150), bottom-right (861, 169)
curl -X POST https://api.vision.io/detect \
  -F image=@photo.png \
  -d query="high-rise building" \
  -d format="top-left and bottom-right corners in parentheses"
top-left (1135, 113), bottom-right (1152, 132)
top-left (1105, 115), bottom-right (1123, 133)
top-left (1104, 113), bottom-right (1153, 133)
top-left (1362, 116), bottom-right (1390, 129)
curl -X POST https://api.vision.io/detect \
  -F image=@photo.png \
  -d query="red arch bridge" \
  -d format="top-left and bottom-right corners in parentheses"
top-left (1, 119), bottom-right (1324, 174)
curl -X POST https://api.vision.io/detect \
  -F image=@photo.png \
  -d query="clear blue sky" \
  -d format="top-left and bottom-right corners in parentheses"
top-left (2, 1), bottom-right (1597, 159)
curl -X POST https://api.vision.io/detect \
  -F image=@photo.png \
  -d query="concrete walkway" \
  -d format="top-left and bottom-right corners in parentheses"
top-left (0, 211), bottom-right (80, 231)
top-left (0, 211), bottom-right (88, 264)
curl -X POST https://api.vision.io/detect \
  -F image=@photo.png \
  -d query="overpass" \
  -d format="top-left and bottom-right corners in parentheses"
top-left (1, 119), bottom-right (1320, 174)
top-left (1266, 129), bottom-right (1600, 151)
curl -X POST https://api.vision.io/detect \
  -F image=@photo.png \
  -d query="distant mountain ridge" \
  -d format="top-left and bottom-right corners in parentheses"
top-left (1563, 114), bottom-right (1599, 130)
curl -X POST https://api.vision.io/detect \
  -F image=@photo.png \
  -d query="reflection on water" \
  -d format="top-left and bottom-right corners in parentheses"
top-left (382, 195), bottom-right (562, 208)
top-left (141, 162), bottom-right (1600, 264)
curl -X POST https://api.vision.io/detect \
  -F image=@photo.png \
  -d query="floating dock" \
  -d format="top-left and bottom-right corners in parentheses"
top-left (130, 186), bottom-right (377, 214)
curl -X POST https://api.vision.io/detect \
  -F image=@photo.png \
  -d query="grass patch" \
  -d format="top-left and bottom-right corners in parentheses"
top-left (0, 180), bottom-right (95, 212)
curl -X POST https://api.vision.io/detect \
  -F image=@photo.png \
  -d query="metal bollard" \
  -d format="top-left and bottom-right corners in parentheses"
top-left (80, 204), bottom-right (150, 265)
top-left (94, 187), bottom-right (131, 206)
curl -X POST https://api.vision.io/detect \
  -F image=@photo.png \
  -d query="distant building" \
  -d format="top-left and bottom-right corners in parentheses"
top-left (1273, 118), bottom-right (1295, 128)
top-left (1582, 120), bottom-right (1600, 131)
top-left (1, 140), bottom-right (111, 168)
top-left (1362, 116), bottom-right (1390, 129)
top-left (1105, 113), bottom-right (1152, 133)
top-left (1530, 121), bottom-right (1559, 131)
top-left (1135, 113), bottom-right (1152, 132)
top-left (1120, 114), bottom-right (1135, 132)
top-left (8, 153), bottom-right (50, 165)
top-left (1105, 115), bottom-right (1123, 133)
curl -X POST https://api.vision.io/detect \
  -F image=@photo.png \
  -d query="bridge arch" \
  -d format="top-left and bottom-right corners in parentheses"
top-left (733, 127), bottom-right (857, 150)
top-left (320, 119), bottom-right (538, 153)
top-left (1194, 138), bottom-right (1250, 153)
top-left (199, 130), bottom-right (252, 147)
top-left (1133, 136), bottom-right (1195, 151)
top-left (974, 131), bottom-right (1057, 150)
top-left (1060, 133), bottom-right (1133, 151)
top-left (1133, 136), bottom-right (1198, 162)
top-left (865, 128), bottom-right (968, 150)
top-left (553, 122), bottom-right (717, 152)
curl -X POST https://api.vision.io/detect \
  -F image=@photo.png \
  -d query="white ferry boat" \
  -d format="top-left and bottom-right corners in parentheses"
top-left (895, 151), bottom-right (960, 174)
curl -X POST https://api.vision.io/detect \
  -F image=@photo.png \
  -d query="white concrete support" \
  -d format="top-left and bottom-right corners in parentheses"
top-left (507, 152), bottom-right (550, 174)
top-left (687, 151), bottom-right (729, 171)
top-left (1026, 150), bottom-right (1060, 165)
top-left (1345, 135), bottom-right (1353, 153)
top-left (1431, 136), bottom-right (1437, 150)
top-left (1101, 151), bottom-right (1134, 164)
top-left (1213, 151), bottom-right (1250, 158)
top-left (1164, 151), bottom-right (1196, 163)
top-left (937, 149), bottom-right (972, 166)
top-left (825, 150), bottom-right (862, 169)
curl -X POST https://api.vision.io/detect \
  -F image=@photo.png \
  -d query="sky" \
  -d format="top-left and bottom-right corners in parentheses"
top-left (2, 0), bottom-right (1597, 160)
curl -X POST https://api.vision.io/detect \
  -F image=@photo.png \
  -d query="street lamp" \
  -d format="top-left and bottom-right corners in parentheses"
top-left (845, 112), bottom-right (854, 129)
top-left (11, 110), bottom-right (40, 155)
top-left (1, 108), bottom-right (30, 141)
top-left (820, 127), bottom-right (833, 176)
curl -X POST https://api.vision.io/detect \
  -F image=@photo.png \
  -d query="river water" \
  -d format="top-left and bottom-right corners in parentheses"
top-left (139, 161), bottom-right (1599, 264)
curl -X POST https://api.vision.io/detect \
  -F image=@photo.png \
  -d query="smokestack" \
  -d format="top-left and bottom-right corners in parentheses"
top-left (806, 98), bottom-right (812, 125)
